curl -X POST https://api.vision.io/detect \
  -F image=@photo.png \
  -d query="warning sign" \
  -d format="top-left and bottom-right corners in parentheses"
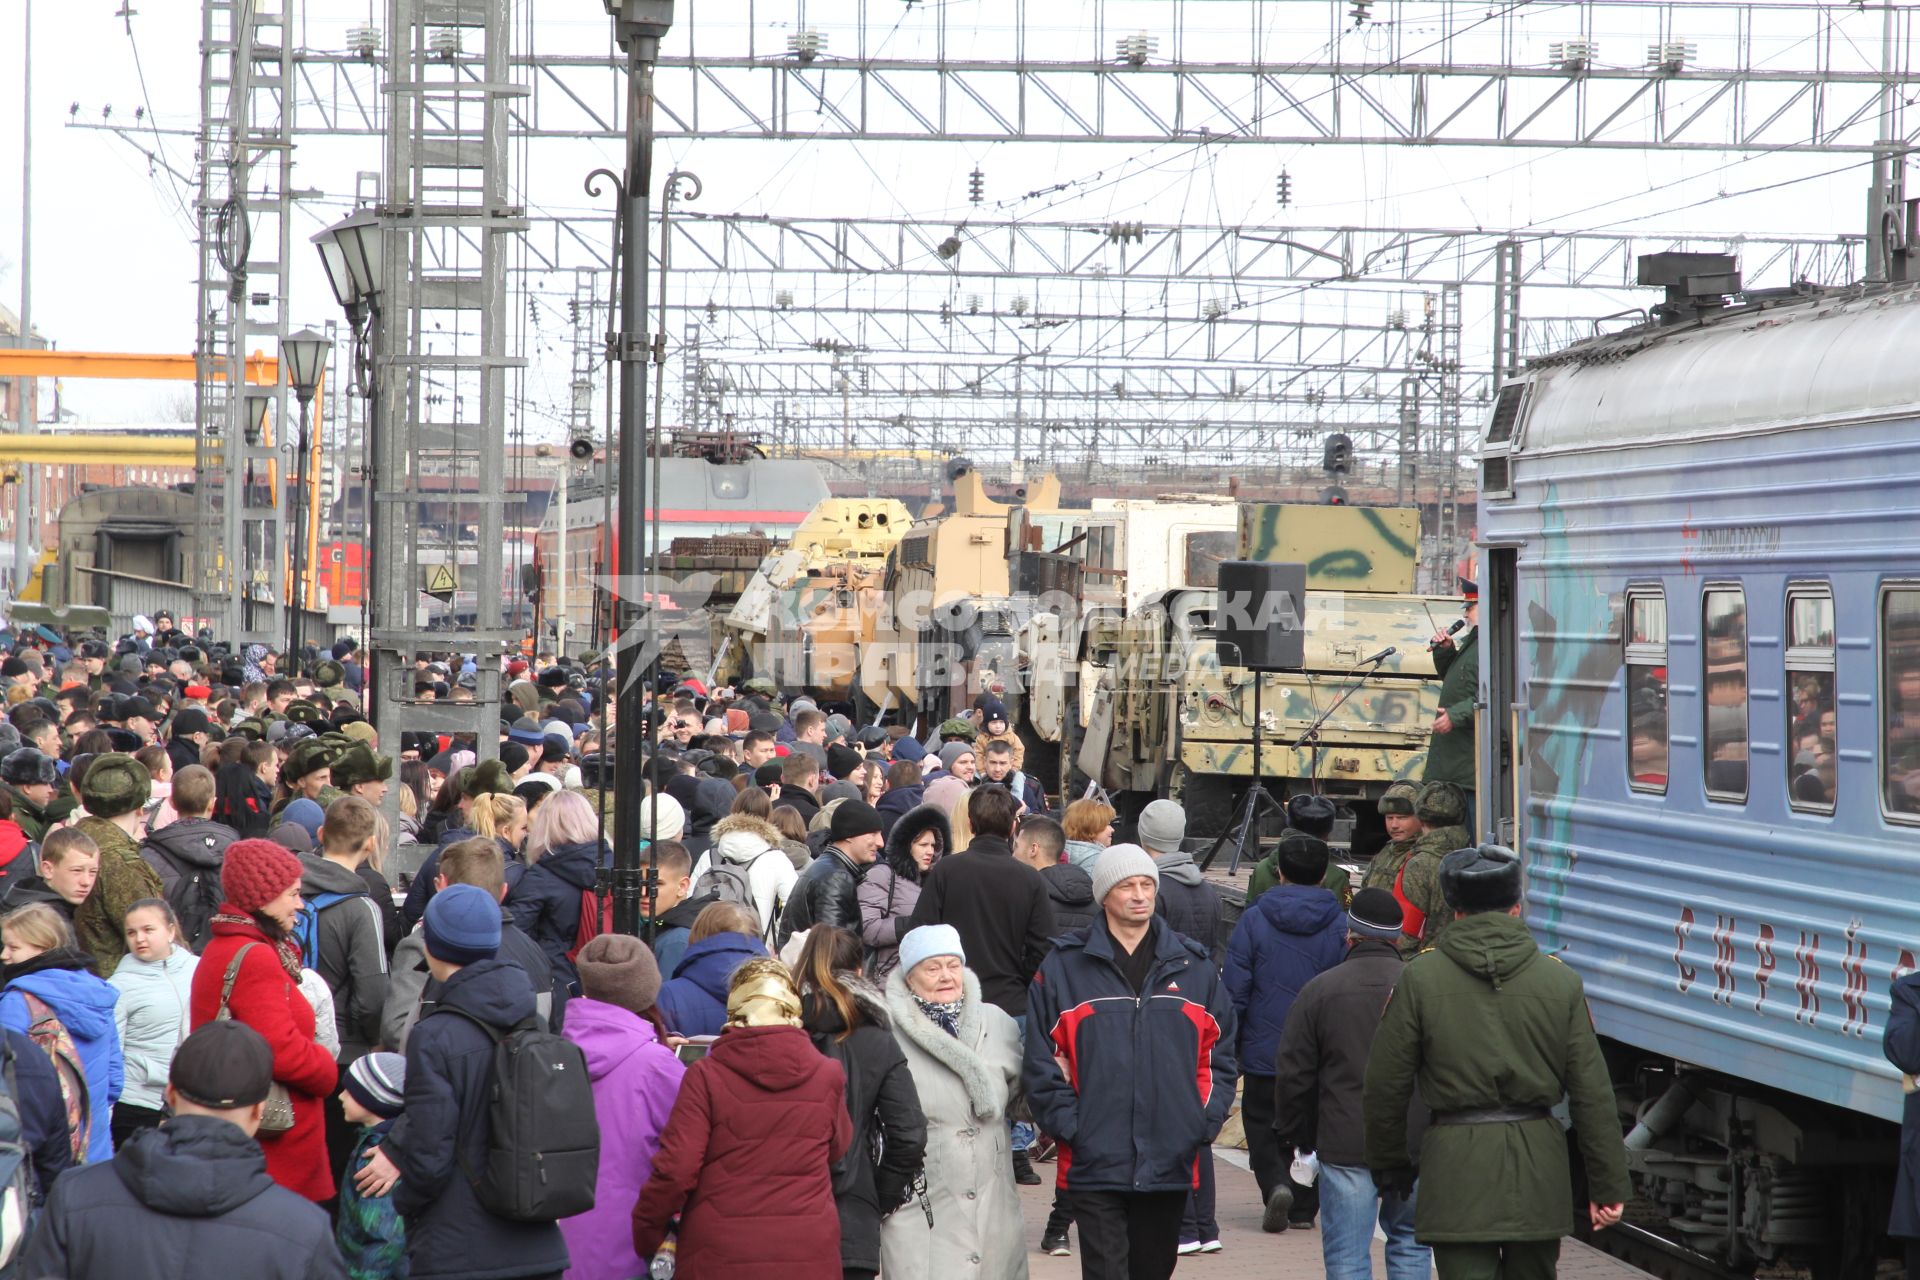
top-left (423, 565), bottom-right (459, 596)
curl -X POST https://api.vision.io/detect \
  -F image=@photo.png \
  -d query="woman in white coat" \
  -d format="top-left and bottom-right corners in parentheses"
top-left (882, 924), bottom-right (1028, 1280)
top-left (107, 898), bottom-right (198, 1148)
top-left (690, 811), bottom-right (799, 940)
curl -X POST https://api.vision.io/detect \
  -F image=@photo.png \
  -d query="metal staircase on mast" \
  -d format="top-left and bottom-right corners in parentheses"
top-left (193, 0), bottom-right (296, 645)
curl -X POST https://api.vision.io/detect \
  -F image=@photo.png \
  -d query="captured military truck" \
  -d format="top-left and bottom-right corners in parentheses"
top-left (1075, 504), bottom-right (1458, 850)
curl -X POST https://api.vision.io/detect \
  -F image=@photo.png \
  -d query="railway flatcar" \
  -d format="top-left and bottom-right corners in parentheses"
top-left (1478, 261), bottom-right (1920, 1276)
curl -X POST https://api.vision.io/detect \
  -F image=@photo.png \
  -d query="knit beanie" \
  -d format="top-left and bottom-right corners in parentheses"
top-left (576, 933), bottom-right (663, 1015)
top-left (344, 1052), bottom-right (407, 1120)
top-left (1348, 887), bottom-right (1405, 940)
top-left (937, 742), bottom-right (974, 773)
top-left (638, 793), bottom-right (686, 842)
top-left (281, 797), bottom-right (326, 843)
top-left (828, 799), bottom-right (884, 843)
top-left (423, 883), bottom-right (502, 965)
top-left (1090, 843), bottom-right (1160, 906)
top-left (221, 838), bottom-right (305, 914)
top-left (1135, 799), bottom-right (1187, 854)
top-left (898, 923), bottom-right (964, 976)
top-left (890, 736), bottom-right (927, 764)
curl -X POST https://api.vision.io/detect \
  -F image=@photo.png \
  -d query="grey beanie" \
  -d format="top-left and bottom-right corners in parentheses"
top-left (938, 742), bottom-right (975, 773)
top-left (1136, 799), bottom-right (1187, 854)
top-left (1091, 843), bottom-right (1160, 905)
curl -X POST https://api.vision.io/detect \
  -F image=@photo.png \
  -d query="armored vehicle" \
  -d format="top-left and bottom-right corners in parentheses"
top-left (1076, 504), bottom-right (1455, 848)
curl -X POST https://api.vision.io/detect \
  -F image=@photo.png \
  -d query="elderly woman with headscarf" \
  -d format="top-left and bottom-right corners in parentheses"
top-left (881, 925), bottom-right (1028, 1280)
top-left (631, 958), bottom-right (852, 1279)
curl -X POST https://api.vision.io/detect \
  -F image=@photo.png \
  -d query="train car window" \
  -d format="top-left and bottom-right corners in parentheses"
top-left (1702, 587), bottom-right (1750, 803)
top-left (1785, 586), bottom-right (1836, 814)
top-left (1883, 587), bottom-right (1920, 820)
top-left (1625, 588), bottom-right (1668, 793)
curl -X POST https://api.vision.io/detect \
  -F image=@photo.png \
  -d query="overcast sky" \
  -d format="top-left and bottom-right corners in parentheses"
top-left (0, 0), bottom-right (1901, 429)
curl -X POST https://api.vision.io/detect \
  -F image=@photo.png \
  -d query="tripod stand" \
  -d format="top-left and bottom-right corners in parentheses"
top-left (1199, 650), bottom-right (1394, 875)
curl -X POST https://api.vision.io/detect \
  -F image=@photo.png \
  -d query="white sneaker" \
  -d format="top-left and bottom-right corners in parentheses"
top-left (1177, 1241), bottom-right (1202, 1255)
top-left (1199, 1240), bottom-right (1223, 1253)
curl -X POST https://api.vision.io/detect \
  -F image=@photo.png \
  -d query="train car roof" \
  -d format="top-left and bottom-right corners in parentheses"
top-left (1511, 283), bottom-right (1920, 456)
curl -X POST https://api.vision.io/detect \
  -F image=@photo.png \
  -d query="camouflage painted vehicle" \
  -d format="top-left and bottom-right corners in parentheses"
top-left (1076, 505), bottom-right (1457, 847)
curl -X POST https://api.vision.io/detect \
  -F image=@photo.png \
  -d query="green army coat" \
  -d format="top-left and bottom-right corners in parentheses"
top-left (8, 787), bottom-right (76, 844)
top-left (1360, 836), bottom-right (1418, 894)
top-left (1361, 911), bottom-right (1630, 1243)
top-left (1394, 823), bottom-right (1468, 957)
top-left (72, 815), bottom-right (164, 978)
top-left (1422, 629), bottom-right (1479, 791)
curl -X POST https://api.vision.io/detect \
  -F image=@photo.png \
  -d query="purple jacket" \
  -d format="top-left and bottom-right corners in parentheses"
top-left (559, 996), bottom-right (686, 1280)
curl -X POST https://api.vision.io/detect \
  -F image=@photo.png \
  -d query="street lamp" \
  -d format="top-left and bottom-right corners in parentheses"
top-left (313, 209), bottom-right (383, 320)
top-left (281, 328), bottom-right (330, 663)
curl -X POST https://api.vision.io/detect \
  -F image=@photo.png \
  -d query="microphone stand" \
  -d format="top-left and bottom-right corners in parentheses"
top-left (1293, 649), bottom-right (1396, 789)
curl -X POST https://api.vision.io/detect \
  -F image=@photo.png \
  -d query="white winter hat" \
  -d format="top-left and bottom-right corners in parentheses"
top-left (899, 924), bottom-right (965, 977)
top-left (1091, 843), bottom-right (1161, 905)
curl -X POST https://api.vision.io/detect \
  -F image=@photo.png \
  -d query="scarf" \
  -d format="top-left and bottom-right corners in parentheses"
top-left (912, 993), bottom-right (965, 1039)
top-left (211, 912), bottom-right (303, 980)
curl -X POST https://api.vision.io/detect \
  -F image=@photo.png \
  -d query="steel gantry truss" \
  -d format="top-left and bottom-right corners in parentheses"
top-left (194, 0), bottom-right (297, 643)
top-left (288, 0), bottom-right (1919, 152)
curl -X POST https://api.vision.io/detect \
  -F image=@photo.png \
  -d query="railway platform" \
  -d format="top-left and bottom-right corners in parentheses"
top-left (1018, 1146), bottom-right (1654, 1279)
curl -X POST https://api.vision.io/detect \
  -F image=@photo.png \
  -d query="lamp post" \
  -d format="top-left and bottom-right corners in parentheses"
top-left (605, 0), bottom-right (676, 936)
top-left (313, 209), bottom-right (385, 706)
top-left (281, 329), bottom-right (330, 664)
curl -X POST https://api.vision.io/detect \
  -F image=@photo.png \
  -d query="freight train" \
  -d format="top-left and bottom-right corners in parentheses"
top-left (1479, 257), bottom-right (1920, 1275)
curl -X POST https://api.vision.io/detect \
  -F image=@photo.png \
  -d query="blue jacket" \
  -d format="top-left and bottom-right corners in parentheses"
top-left (402, 836), bottom-right (525, 929)
top-left (1023, 916), bottom-right (1238, 1194)
top-left (389, 956), bottom-right (568, 1280)
top-left (505, 839), bottom-right (599, 996)
top-left (875, 784), bottom-right (924, 836)
top-left (656, 933), bottom-right (766, 1039)
top-left (1222, 883), bottom-right (1347, 1077)
top-left (0, 954), bottom-right (124, 1162)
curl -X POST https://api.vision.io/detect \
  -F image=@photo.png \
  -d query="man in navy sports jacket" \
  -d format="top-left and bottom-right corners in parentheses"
top-left (1024, 844), bottom-right (1239, 1280)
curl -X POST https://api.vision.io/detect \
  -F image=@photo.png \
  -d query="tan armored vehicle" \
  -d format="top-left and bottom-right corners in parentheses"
top-left (1077, 504), bottom-right (1456, 847)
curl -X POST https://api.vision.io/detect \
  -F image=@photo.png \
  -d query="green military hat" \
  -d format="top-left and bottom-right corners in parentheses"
top-left (742, 676), bottom-right (779, 698)
top-left (282, 737), bottom-right (337, 784)
top-left (1378, 781), bottom-right (1420, 817)
top-left (463, 758), bottom-right (516, 798)
top-left (938, 717), bottom-right (976, 742)
top-left (80, 752), bottom-right (152, 819)
top-left (284, 699), bottom-right (329, 727)
top-left (231, 718), bottom-right (269, 742)
top-left (311, 659), bottom-right (346, 689)
top-left (331, 743), bottom-right (394, 789)
top-left (338, 720), bottom-right (378, 746)
top-left (1415, 780), bottom-right (1467, 827)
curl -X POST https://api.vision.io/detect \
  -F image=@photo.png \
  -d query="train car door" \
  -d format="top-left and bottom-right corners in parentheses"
top-left (1482, 546), bottom-right (1521, 847)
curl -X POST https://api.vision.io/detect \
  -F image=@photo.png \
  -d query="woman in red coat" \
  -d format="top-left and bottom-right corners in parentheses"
top-left (632, 957), bottom-right (853, 1279)
top-left (189, 837), bottom-right (340, 1202)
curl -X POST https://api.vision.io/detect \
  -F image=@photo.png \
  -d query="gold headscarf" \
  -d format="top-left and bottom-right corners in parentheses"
top-left (726, 958), bottom-right (803, 1028)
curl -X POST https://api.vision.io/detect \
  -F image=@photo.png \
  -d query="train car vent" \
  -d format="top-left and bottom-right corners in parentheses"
top-left (1482, 454), bottom-right (1512, 495)
top-left (1485, 384), bottom-right (1527, 444)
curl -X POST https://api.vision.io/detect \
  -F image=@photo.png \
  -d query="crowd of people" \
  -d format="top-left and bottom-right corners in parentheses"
top-left (0, 614), bottom-right (1632, 1280)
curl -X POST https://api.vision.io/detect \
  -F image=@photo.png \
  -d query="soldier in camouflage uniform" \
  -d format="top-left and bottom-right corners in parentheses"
top-left (1360, 781), bottom-right (1423, 894)
top-left (1392, 781), bottom-right (1470, 958)
top-left (1363, 846), bottom-right (1629, 1280)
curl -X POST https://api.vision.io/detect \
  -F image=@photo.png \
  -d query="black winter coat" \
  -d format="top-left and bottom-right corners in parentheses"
top-left (906, 835), bottom-right (1056, 1017)
top-left (505, 839), bottom-right (599, 996)
top-left (875, 784), bottom-right (925, 837)
top-left (19, 1114), bottom-right (346, 1280)
top-left (355, 862), bottom-right (405, 962)
top-left (297, 855), bottom-right (390, 1061)
top-left (780, 786), bottom-right (822, 827)
top-left (1038, 862), bottom-right (1098, 938)
top-left (139, 817), bottom-right (237, 952)
top-left (776, 847), bottom-right (865, 949)
top-left (1273, 938), bottom-right (1427, 1168)
top-left (1152, 850), bottom-right (1225, 964)
top-left (802, 987), bottom-right (928, 1272)
top-left (390, 956), bottom-right (569, 1279)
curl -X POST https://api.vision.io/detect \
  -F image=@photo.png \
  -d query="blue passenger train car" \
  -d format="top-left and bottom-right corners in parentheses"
top-left (1476, 271), bottom-right (1920, 1275)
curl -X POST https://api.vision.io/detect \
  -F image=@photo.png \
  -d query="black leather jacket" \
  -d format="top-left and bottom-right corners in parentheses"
top-left (776, 846), bottom-right (865, 948)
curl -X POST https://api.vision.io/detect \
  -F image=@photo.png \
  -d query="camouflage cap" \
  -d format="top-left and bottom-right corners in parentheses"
top-left (311, 659), bottom-right (346, 689)
top-left (938, 717), bottom-right (977, 741)
top-left (285, 699), bottom-right (329, 727)
top-left (1378, 781), bottom-right (1420, 817)
top-left (331, 743), bottom-right (394, 789)
top-left (80, 752), bottom-right (152, 819)
top-left (230, 718), bottom-right (269, 742)
top-left (282, 737), bottom-right (336, 784)
top-left (1415, 780), bottom-right (1467, 827)
top-left (742, 676), bottom-right (778, 697)
top-left (338, 720), bottom-right (378, 745)
top-left (463, 757), bottom-right (515, 798)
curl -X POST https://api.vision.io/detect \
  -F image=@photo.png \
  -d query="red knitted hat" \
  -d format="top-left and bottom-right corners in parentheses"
top-left (221, 839), bottom-right (305, 915)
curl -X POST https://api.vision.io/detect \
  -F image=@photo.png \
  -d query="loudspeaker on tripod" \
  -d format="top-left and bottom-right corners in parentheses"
top-left (1213, 560), bottom-right (1306, 671)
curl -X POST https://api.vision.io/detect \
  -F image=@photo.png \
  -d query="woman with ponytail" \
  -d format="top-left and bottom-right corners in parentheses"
top-left (794, 926), bottom-right (928, 1280)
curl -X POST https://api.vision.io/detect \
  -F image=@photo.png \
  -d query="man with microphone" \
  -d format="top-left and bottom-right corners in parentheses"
top-left (1423, 578), bottom-right (1479, 836)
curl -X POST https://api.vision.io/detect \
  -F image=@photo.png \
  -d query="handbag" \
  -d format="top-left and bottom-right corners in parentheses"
top-left (215, 942), bottom-right (297, 1132)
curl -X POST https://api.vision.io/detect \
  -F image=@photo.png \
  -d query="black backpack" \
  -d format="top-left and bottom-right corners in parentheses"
top-left (438, 1008), bottom-right (600, 1221)
top-left (145, 844), bottom-right (224, 954)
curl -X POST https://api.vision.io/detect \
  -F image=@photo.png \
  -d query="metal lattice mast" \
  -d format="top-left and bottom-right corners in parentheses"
top-left (194, 0), bottom-right (295, 643)
top-left (370, 0), bottom-right (522, 785)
